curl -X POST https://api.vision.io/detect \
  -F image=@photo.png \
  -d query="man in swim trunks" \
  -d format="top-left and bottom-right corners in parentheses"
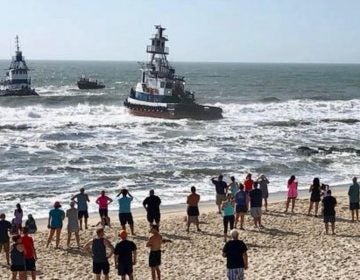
top-left (117, 189), bottom-right (135, 235)
top-left (84, 228), bottom-right (114, 280)
top-left (146, 225), bottom-right (162, 280)
top-left (186, 186), bottom-right (201, 232)
top-left (114, 230), bottom-right (137, 280)
top-left (71, 187), bottom-right (90, 230)
top-left (143, 190), bottom-right (162, 228)
top-left (0, 213), bottom-right (12, 265)
top-left (212, 175), bottom-right (228, 214)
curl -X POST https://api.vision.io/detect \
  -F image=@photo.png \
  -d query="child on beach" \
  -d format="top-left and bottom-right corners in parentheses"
top-left (308, 178), bottom-right (321, 217)
top-left (322, 190), bottom-right (337, 235)
top-left (285, 175), bottom-right (298, 213)
top-left (13, 203), bottom-right (23, 234)
top-left (25, 215), bottom-right (37, 234)
top-left (146, 225), bottom-right (162, 280)
top-left (222, 194), bottom-right (235, 242)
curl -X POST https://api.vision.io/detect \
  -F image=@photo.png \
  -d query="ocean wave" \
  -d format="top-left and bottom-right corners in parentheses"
top-left (0, 124), bottom-right (32, 131)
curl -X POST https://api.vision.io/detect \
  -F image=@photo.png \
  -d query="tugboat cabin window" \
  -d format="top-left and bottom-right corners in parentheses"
top-left (160, 82), bottom-right (165, 88)
top-left (165, 82), bottom-right (172, 89)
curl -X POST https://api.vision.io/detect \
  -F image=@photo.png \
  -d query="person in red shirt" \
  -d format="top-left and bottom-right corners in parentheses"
top-left (244, 173), bottom-right (254, 209)
top-left (21, 227), bottom-right (37, 280)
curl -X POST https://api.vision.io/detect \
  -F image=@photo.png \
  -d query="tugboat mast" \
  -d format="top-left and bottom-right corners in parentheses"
top-left (16, 35), bottom-right (20, 52)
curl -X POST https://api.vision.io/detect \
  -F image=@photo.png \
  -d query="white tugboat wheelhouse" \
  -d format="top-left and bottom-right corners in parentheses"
top-left (0, 35), bottom-right (37, 96)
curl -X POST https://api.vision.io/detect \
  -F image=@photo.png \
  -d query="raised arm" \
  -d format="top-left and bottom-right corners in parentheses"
top-left (107, 197), bottom-right (113, 205)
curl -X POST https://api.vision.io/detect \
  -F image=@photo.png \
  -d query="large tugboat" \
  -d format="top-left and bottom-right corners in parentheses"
top-left (0, 36), bottom-right (38, 97)
top-left (124, 25), bottom-right (223, 120)
top-left (77, 75), bottom-right (105, 89)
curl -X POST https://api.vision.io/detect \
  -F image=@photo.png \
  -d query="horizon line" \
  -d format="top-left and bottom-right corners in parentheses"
top-left (0, 58), bottom-right (359, 65)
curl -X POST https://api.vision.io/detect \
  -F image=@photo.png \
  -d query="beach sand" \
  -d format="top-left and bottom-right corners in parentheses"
top-left (1, 190), bottom-right (359, 279)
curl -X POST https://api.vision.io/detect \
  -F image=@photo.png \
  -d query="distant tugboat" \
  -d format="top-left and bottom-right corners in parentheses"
top-left (124, 25), bottom-right (223, 120)
top-left (77, 75), bottom-right (105, 89)
top-left (0, 36), bottom-right (38, 97)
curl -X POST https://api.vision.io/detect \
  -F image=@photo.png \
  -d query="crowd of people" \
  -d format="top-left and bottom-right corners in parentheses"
top-left (0, 175), bottom-right (359, 280)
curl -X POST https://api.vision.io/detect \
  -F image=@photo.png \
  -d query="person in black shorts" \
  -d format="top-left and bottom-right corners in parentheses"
top-left (0, 213), bottom-right (12, 265)
top-left (10, 235), bottom-right (26, 280)
top-left (322, 190), bottom-right (337, 235)
top-left (143, 190), bottom-right (162, 227)
top-left (308, 177), bottom-right (321, 217)
top-left (84, 228), bottom-right (114, 280)
top-left (114, 230), bottom-right (137, 280)
top-left (146, 225), bottom-right (162, 280)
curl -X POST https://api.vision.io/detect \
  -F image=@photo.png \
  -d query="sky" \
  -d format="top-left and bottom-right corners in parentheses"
top-left (0, 0), bottom-right (359, 63)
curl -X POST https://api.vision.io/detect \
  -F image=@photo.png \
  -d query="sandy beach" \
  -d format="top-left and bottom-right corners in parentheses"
top-left (1, 187), bottom-right (359, 280)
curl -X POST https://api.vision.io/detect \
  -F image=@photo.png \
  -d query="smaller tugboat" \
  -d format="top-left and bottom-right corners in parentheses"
top-left (0, 36), bottom-right (38, 97)
top-left (124, 25), bottom-right (223, 120)
top-left (77, 75), bottom-right (105, 89)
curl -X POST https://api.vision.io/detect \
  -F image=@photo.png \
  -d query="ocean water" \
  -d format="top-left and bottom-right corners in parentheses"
top-left (0, 60), bottom-right (359, 217)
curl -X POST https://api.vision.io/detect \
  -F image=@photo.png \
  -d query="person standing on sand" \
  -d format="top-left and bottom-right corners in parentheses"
top-left (0, 213), bottom-right (12, 265)
top-left (249, 183), bottom-right (263, 228)
top-left (10, 235), bottom-right (26, 280)
top-left (348, 177), bottom-right (360, 222)
top-left (143, 190), bottom-right (162, 228)
top-left (13, 204), bottom-right (23, 235)
top-left (285, 175), bottom-right (298, 213)
top-left (71, 188), bottom-right (90, 230)
top-left (244, 174), bottom-right (254, 210)
top-left (114, 230), bottom-right (137, 280)
top-left (228, 176), bottom-right (239, 198)
top-left (117, 189), bottom-right (135, 235)
top-left (256, 175), bottom-right (269, 212)
top-left (222, 194), bottom-right (235, 242)
top-left (222, 229), bottom-right (248, 280)
top-left (322, 190), bottom-right (337, 235)
top-left (84, 228), bottom-right (114, 280)
top-left (308, 178), bottom-right (321, 217)
top-left (234, 184), bottom-right (247, 230)
top-left (46, 201), bottom-right (65, 249)
top-left (146, 225), bottom-right (162, 280)
top-left (66, 201), bottom-right (80, 248)
top-left (21, 227), bottom-right (37, 280)
top-left (212, 175), bottom-right (228, 214)
top-left (186, 186), bottom-right (201, 232)
top-left (96, 191), bottom-right (113, 227)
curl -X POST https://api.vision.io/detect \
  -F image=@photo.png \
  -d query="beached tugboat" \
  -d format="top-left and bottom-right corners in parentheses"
top-left (124, 25), bottom-right (223, 120)
top-left (0, 36), bottom-right (38, 97)
top-left (77, 75), bottom-right (105, 89)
